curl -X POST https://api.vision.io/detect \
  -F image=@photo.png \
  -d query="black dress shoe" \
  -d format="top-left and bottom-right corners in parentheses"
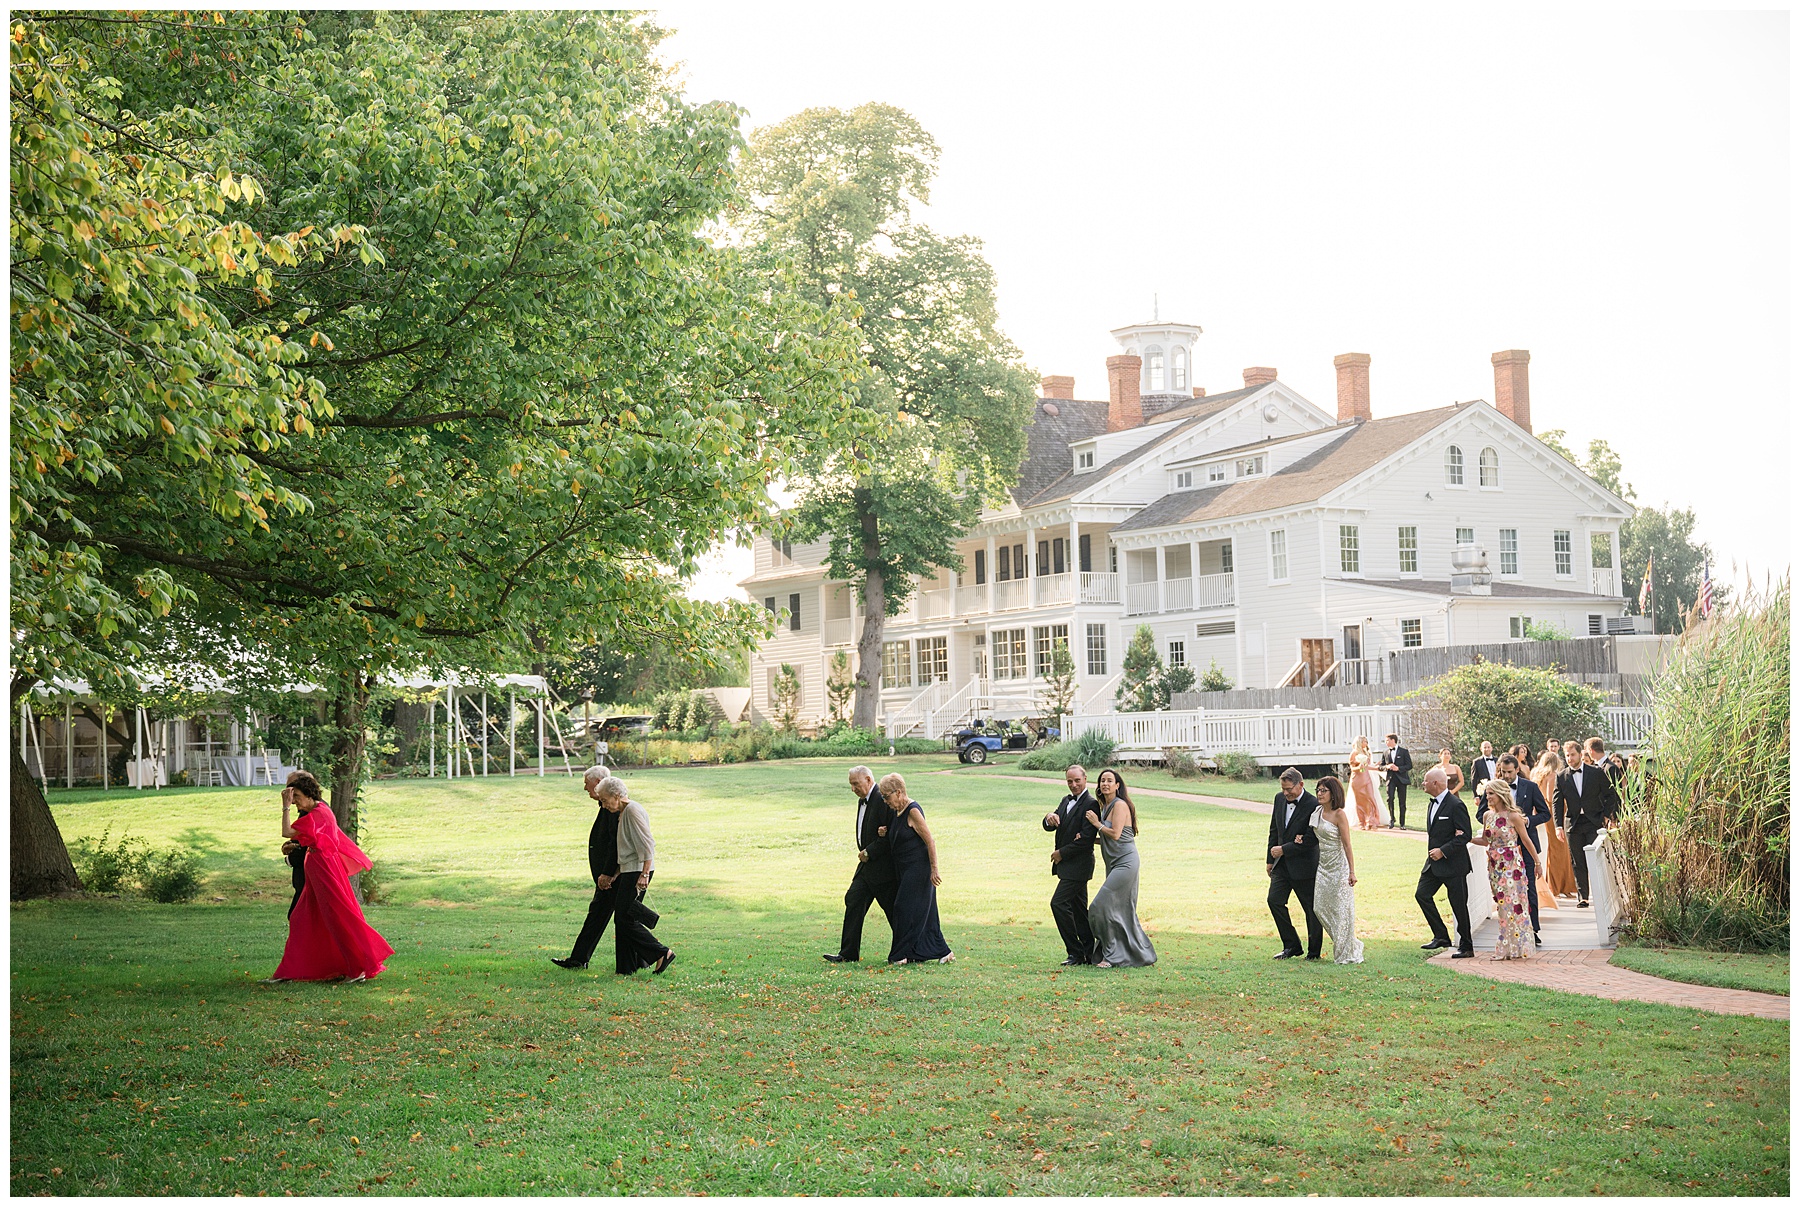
top-left (1273, 949), bottom-right (1302, 960)
top-left (1534, 934), bottom-right (1543, 947)
top-left (1420, 938), bottom-right (1451, 950)
top-left (550, 957), bottom-right (588, 970)
top-left (653, 950), bottom-right (676, 975)
top-left (822, 953), bottom-right (855, 963)
top-left (1304, 954), bottom-right (1322, 961)
top-left (1450, 950), bottom-right (1475, 959)
top-left (1577, 899), bottom-right (1590, 908)
top-left (1060, 957), bottom-right (1084, 967)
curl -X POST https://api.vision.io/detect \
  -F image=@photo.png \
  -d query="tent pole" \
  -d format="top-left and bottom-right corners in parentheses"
top-left (536, 696), bottom-right (545, 777)
top-left (100, 707), bottom-right (109, 791)
top-left (447, 687), bottom-right (455, 779)
top-left (429, 697), bottom-right (436, 778)
top-left (508, 689), bottom-right (516, 777)
top-left (65, 699), bottom-right (73, 788)
top-left (481, 690), bottom-right (489, 776)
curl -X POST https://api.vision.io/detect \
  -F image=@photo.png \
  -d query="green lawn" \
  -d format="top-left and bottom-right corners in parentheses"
top-left (1611, 944), bottom-right (1791, 997)
top-left (12, 756), bottom-right (1789, 1195)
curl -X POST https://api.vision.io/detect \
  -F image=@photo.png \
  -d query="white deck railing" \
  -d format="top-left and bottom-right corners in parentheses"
top-left (1603, 705), bottom-right (1653, 748)
top-left (1124, 572), bottom-right (1235, 616)
top-left (1079, 572), bottom-right (1120, 604)
top-left (955, 584), bottom-right (990, 615)
top-left (994, 579), bottom-right (1029, 612)
top-left (1592, 568), bottom-right (1619, 597)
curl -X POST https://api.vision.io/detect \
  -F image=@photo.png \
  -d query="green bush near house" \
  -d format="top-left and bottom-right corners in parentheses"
top-left (1211, 750), bottom-right (1260, 781)
top-left (1400, 660), bottom-right (1607, 768)
top-left (1017, 729), bottom-right (1118, 772)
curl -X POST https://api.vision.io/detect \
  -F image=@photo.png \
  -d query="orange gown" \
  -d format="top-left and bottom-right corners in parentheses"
top-left (1348, 752), bottom-right (1384, 829)
top-left (1534, 766), bottom-right (1579, 897)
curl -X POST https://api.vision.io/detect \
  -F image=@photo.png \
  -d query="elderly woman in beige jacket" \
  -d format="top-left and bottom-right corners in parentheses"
top-left (603, 776), bottom-right (675, 976)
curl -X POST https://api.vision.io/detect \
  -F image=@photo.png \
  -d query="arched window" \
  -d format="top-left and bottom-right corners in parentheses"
top-left (1445, 445), bottom-right (1465, 485)
top-left (1479, 447), bottom-right (1500, 487)
top-left (1171, 347), bottom-right (1188, 391)
top-left (1146, 347), bottom-right (1165, 392)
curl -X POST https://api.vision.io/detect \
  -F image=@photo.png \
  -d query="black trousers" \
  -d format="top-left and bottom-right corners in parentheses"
top-left (1523, 853), bottom-right (1541, 933)
top-left (1569, 824), bottom-right (1600, 899)
top-left (1050, 876), bottom-right (1095, 963)
top-left (1387, 782), bottom-right (1409, 827)
top-left (568, 879), bottom-right (618, 965)
top-left (1267, 864), bottom-right (1322, 957)
top-left (612, 871), bottom-right (669, 975)
top-left (839, 872), bottom-right (897, 961)
top-left (1416, 869), bottom-right (1472, 951)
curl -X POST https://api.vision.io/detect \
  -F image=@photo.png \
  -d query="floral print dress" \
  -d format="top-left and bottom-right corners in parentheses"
top-left (1484, 811), bottom-right (1532, 959)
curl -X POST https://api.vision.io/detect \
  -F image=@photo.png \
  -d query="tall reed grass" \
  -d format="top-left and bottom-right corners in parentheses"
top-left (1613, 578), bottom-right (1789, 950)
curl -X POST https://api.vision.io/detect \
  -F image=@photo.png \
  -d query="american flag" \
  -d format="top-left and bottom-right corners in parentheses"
top-left (1638, 553), bottom-right (1653, 614)
top-left (1700, 557), bottom-right (1715, 619)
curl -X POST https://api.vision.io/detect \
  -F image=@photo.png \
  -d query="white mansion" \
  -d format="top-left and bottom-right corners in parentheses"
top-left (742, 321), bottom-right (1635, 733)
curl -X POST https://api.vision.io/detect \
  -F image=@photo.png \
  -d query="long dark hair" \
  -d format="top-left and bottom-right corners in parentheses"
top-left (1316, 775), bottom-right (1346, 813)
top-left (1096, 767), bottom-right (1138, 832)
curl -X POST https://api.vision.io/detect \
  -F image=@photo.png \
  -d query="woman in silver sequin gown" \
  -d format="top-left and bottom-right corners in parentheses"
top-left (1083, 769), bottom-right (1157, 968)
top-left (1309, 776), bottom-right (1364, 964)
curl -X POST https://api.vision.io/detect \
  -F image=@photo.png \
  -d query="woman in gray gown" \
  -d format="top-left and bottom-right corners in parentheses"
top-left (1083, 768), bottom-right (1156, 968)
top-left (1310, 775), bottom-right (1364, 964)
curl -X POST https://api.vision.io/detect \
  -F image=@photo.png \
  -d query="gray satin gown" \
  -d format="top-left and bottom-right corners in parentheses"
top-left (1087, 802), bottom-right (1157, 967)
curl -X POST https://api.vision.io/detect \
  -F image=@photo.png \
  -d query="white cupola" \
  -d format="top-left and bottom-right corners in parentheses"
top-left (1108, 317), bottom-right (1204, 419)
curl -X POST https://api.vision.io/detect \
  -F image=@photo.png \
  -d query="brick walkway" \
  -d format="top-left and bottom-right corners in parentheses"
top-left (1429, 946), bottom-right (1790, 1019)
top-left (965, 772), bottom-right (1790, 1021)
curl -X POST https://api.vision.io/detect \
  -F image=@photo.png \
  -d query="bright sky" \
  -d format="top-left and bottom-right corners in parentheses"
top-left (664, 5), bottom-right (1791, 602)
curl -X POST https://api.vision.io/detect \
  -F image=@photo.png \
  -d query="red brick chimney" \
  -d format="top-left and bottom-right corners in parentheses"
top-left (1106, 355), bottom-right (1143, 431)
top-left (1333, 353), bottom-right (1371, 423)
top-left (1243, 367), bottom-right (1278, 389)
top-left (1192, 386), bottom-right (1206, 398)
top-left (1491, 350), bottom-right (1531, 432)
top-left (1039, 375), bottom-right (1075, 400)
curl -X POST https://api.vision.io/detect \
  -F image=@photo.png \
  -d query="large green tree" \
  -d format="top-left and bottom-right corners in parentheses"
top-left (12, 11), bottom-right (859, 872)
top-left (738, 104), bottom-right (1037, 728)
top-left (1541, 430), bottom-right (1721, 632)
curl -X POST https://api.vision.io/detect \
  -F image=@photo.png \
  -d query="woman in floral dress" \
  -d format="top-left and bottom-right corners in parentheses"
top-left (1470, 780), bottom-right (1534, 961)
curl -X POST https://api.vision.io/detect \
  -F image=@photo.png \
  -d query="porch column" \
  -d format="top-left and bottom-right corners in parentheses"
top-left (1191, 537), bottom-right (1202, 603)
top-left (985, 535), bottom-right (997, 612)
top-left (1609, 530), bottom-right (1621, 595)
top-left (1069, 514), bottom-right (1081, 584)
top-left (1156, 544), bottom-right (1167, 614)
top-left (1025, 525), bottom-right (1038, 607)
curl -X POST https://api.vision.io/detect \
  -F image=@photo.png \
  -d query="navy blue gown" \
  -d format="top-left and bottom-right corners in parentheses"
top-left (886, 801), bottom-right (951, 963)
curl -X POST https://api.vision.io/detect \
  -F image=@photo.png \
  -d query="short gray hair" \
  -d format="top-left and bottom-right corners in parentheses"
top-left (596, 775), bottom-right (628, 800)
top-left (583, 765), bottom-right (608, 785)
top-left (848, 765), bottom-right (873, 782)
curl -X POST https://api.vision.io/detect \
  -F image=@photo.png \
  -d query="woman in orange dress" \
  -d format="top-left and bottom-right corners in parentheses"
top-left (1533, 751), bottom-right (1578, 898)
top-left (1347, 736), bottom-right (1386, 829)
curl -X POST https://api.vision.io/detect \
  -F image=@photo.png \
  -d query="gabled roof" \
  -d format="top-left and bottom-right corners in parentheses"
top-left (1013, 384), bottom-right (1266, 509)
top-left (1110, 404), bottom-right (1465, 533)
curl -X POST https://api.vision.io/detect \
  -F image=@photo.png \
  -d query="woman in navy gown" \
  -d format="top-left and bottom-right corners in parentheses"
top-left (878, 772), bottom-right (953, 965)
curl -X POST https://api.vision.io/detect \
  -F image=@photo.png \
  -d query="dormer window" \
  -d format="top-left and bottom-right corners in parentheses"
top-left (772, 538), bottom-right (794, 565)
top-left (1146, 347), bottom-right (1165, 392)
top-left (1235, 455), bottom-right (1264, 478)
top-left (1171, 347), bottom-right (1188, 391)
top-left (1174, 470), bottom-right (1193, 489)
top-left (1207, 464), bottom-right (1226, 483)
top-left (1075, 446), bottom-right (1096, 471)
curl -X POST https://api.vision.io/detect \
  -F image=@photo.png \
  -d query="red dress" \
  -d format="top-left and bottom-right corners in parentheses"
top-left (273, 804), bottom-right (394, 981)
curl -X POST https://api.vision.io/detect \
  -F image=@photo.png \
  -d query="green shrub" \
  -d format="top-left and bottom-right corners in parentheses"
top-left (1015, 741), bottom-right (1065, 771)
top-left (1614, 578), bottom-right (1789, 950)
top-left (141, 849), bottom-right (202, 904)
top-left (893, 738), bottom-right (942, 755)
top-left (70, 829), bottom-right (151, 893)
top-left (1164, 748), bottom-right (1202, 779)
top-left (1212, 750), bottom-right (1259, 781)
top-left (1021, 729), bottom-right (1117, 772)
top-left (1400, 660), bottom-right (1606, 769)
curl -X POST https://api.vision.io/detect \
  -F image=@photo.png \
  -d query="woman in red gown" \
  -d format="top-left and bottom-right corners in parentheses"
top-left (271, 773), bottom-right (393, 982)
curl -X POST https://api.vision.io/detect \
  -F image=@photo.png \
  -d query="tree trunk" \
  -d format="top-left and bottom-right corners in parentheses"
top-left (328, 667), bottom-right (372, 842)
top-left (850, 492), bottom-right (886, 731)
top-left (12, 741), bottom-right (82, 899)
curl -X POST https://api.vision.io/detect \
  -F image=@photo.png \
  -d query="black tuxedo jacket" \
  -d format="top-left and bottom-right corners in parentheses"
top-left (1382, 745), bottom-right (1413, 786)
top-left (1045, 789), bottom-right (1098, 881)
top-left (1556, 763), bottom-right (1620, 830)
top-left (1504, 777), bottom-right (1552, 859)
top-left (1470, 757), bottom-right (1500, 792)
top-left (587, 804), bottom-right (620, 882)
top-left (1266, 790), bottom-right (1320, 880)
top-left (1420, 792), bottom-right (1473, 879)
top-left (853, 790), bottom-right (898, 887)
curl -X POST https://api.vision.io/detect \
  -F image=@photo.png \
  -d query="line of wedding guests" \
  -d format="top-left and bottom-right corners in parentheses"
top-left (1269, 733), bottom-right (1626, 965)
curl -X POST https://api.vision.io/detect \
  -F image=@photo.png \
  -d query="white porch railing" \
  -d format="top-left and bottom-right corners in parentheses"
top-left (1592, 568), bottom-right (1619, 596)
top-left (824, 616), bottom-right (857, 647)
top-left (994, 579), bottom-right (1029, 612)
top-left (1194, 572), bottom-right (1235, 609)
top-left (1165, 576), bottom-right (1193, 611)
top-left (1604, 705), bottom-right (1653, 749)
top-left (955, 585), bottom-right (990, 615)
top-left (1037, 572), bottom-right (1073, 606)
top-left (1124, 581), bottom-right (1159, 616)
top-left (917, 588), bottom-right (954, 620)
top-left (1079, 572), bottom-right (1120, 604)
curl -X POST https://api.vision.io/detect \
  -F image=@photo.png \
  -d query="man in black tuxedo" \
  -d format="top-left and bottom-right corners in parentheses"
top-left (1379, 733), bottom-right (1413, 828)
top-left (1496, 753), bottom-right (1552, 946)
top-left (1469, 741), bottom-right (1500, 797)
top-left (1556, 737), bottom-right (1622, 907)
top-left (1266, 767), bottom-right (1323, 960)
top-left (1415, 767), bottom-right (1475, 957)
top-left (824, 765), bottom-right (896, 963)
top-left (1042, 764), bottom-right (1098, 966)
top-left (553, 767), bottom-right (623, 970)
